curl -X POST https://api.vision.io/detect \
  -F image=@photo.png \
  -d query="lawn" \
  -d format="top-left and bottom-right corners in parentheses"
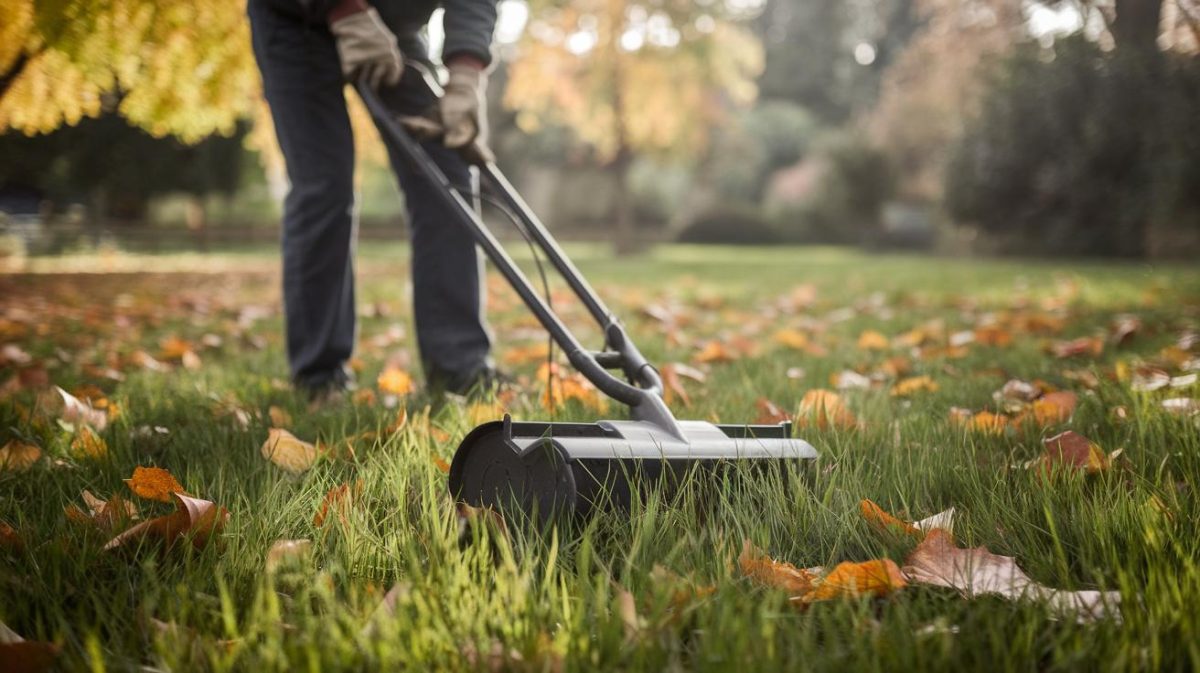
top-left (2, 244), bottom-right (1199, 671)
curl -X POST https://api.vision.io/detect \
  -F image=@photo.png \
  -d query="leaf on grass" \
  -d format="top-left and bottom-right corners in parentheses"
top-left (902, 529), bottom-right (1120, 623)
top-left (973, 325), bottom-right (1013, 347)
top-left (1051, 337), bottom-right (1103, 359)
top-left (1161, 398), bottom-right (1199, 416)
top-left (614, 583), bottom-right (641, 640)
top-left (501, 342), bottom-right (550, 366)
top-left (377, 366), bottom-right (414, 396)
top-left (125, 466), bottom-right (186, 502)
top-left (266, 539), bottom-right (312, 572)
top-left (70, 426), bottom-right (108, 460)
top-left (261, 428), bottom-right (319, 474)
top-left (965, 411), bottom-right (1007, 435)
top-left (103, 493), bottom-right (228, 552)
top-left (796, 389), bottom-right (857, 431)
top-left (0, 622), bottom-right (59, 673)
top-left (66, 490), bottom-right (139, 532)
top-left (830, 370), bottom-right (871, 390)
top-left (860, 500), bottom-right (955, 539)
top-left (857, 330), bottom-right (889, 351)
top-left (891, 375), bottom-right (939, 397)
top-left (804, 559), bottom-right (907, 602)
top-left (268, 405), bottom-right (292, 428)
top-left (1027, 391), bottom-right (1078, 426)
top-left (649, 565), bottom-right (717, 613)
top-left (456, 501), bottom-right (509, 543)
top-left (1109, 315), bottom-right (1141, 346)
top-left (0, 440), bottom-right (40, 472)
top-left (1037, 431), bottom-right (1110, 474)
top-left (660, 363), bottom-right (704, 407)
top-left (859, 500), bottom-right (919, 537)
top-left (433, 456), bottom-right (451, 473)
top-left (313, 481), bottom-right (363, 528)
top-left (693, 340), bottom-right (736, 364)
top-left (52, 386), bottom-right (108, 431)
top-left (755, 398), bottom-right (792, 425)
top-left (738, 540), bottom-right (816, 597)
top-left (0, 521), bottom-right (24, 551)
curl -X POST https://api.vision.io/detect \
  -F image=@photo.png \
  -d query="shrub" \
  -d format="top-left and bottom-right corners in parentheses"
top-left (677, 205), bottom-right (781, 245)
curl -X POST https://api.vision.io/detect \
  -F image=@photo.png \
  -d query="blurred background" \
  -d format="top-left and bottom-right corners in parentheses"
top-left (0, 0), bottom-right (1197, 262)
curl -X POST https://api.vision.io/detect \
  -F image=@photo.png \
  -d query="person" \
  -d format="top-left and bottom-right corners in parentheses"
top-left (248, 0), bottom-right (500, 402)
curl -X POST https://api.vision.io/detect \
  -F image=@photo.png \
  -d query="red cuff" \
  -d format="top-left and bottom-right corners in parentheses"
top-left (328, 0), bottom-right (370, 24)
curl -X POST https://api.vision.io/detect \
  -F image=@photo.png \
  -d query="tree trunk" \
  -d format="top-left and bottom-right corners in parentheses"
top-left (1111, 0), bottom-right (1164, 54)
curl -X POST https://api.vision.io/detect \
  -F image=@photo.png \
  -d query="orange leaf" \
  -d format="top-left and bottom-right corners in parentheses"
top-left (857, 330), bottom-right (889, 351)
top-left (859, 500), bottom-right (919, 537)
top-left (738, 540), bottom-right (816, 596)
top-left (70, 426), bottom-right (108, 460)
top-left (0, 440), bottom-right (40, 472)
top-left (124, 466), bottom-right (186, 503)
top-left (433, 456), bottom-right (451, 473)
top-left (974, 325), bottom-right (1014, 347)
top-left (693, 340), bottom-right (736, 364)
top-left (268, 405), bottom-right (292, 428)
top-left (501, 342), bottom-right (551, 366)
top-left (376, 366), bottom-right (414, 396)
top-left (313, 480), bottom-right (363, 528)
top-left (754, 398), bottom-right (792, 425)
top-left (966, 411), bottom-right (1007, 435)
top-left (796, 389), bottom-right (856, 430)
top-left (1051, 337), bottom-right (1104, 359)
top-left (0, 521), bottom-right (24, 551)
top-left (890, 375), bottom-right (939, 397)
top-left (804, 559), bottom-right (907, 602)
top-left (103, 493), bottom-right (228, 551)
top-left (1029, 391), bottom-right (1077, 426)
top-left (66, 490), bottom-right (140, 532)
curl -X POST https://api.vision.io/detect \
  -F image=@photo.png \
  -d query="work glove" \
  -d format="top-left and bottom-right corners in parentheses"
top-left (330, 8), bottom-right (403, 89)
top-left (439, 63), bottom-right (494, 163)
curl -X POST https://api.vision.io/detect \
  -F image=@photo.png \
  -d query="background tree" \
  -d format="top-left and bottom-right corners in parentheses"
top-left (503, 0), bottom-right (764, 252)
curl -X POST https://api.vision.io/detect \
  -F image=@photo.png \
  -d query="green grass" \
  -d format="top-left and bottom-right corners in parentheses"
top-left (2, 244), bottom-right (1199, 671)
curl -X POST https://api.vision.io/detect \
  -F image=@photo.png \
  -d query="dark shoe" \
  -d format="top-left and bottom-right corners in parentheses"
top-left (297, 367), bottom-right (356, 409)
top-left (429, 364), bottom-right (513, 398)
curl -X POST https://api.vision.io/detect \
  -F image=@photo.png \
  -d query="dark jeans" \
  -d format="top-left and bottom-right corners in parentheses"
top-left (248, 0), bottom-right (491, 389)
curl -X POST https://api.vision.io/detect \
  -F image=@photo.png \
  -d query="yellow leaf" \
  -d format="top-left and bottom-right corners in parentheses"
top-left (124, 466), bottom-right (186, 503)
top-left (260, 428), bottom-right (319, 474)
top-left (376, 367), bottom-right (414, 396)
top-left (0, 439), bottom-right (40, 471)
top-left (268, 405), bottom-right (292, 428)
top-left (857, 330), bottom-right (889, 351)
top-left (890, 375), bottom-right (939, 397)
top-left (693, 340), bottom-right (736, 364)
top-left (266, 539), bottom-right (312, 572)
top-left (796, 389), bottom-right (857, 431)
top-left (859, 500), bottom-right (919, 538)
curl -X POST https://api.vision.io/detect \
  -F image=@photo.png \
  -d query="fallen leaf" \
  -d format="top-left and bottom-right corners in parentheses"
top-left (104, 493), bottom-right (228, 551)
top-left (831, 370), bottom-right (871, 390)
top-left (268, 405), bottom-right (292, 428)
top-left (0, 622), bottom-right (59, 673)
top-left (857, 330), bottom-right (889, 351)
top-left (266, 539), bottom-right (312, 572)
top-left (1161, 398), bottom-right (1199, 416)
top-left (974, 325), bottom-right (1013, 347)
top-left (796, 389), bottom-right (857, 431)
top-left (1028, 391), bottom-right (1078, 426)
top-left (891, 375), bottom-right (939, 397)
top-left (1130, 367), bottom-right (1170, 392)
top-left (614, 584), bottom-right (641, 640)
top-left (124, 466), bottom-right (186, 502)
top-left (804, 559), bottom-right (907, 602)
top-left (1051, 337), bottom-right (1103, 359)
top-left (433, 456), bottom-right (451, 473)
top-left (377, 366), bottom-right (414, 396)
top-left (0, 440), bottom-right (40, 472)
top-left (966, 411), bottom-right (1007, 436)
top-left (739, 540), bottom-right (816, 596)
top-left (1109, 315), bottom-right (1141, 346)
top-left (65, 490), bottom-right (139, 532)
top-left (314, 481), bottom-right (363, 528)
top-left (755, 398), bottom-right (792, 425)
top-left (261, 428), bottom-right (319, 474)
top-left (70, 426), bottom-right (108, 460)
top-left (859, 500), bottom-right (919, 537)
top-left (501, 342), bottom-right (550, 366)
top-left (52, 386), bottom-right (108, 431)
top-left (0, 521), bottom-right (23, 551)
top-left (903, 529), bottom-right (1120, 623)
top-left (693, 340), bottom-right (736, 364)
top-left (1039, 431), bottom-right (1110, 474)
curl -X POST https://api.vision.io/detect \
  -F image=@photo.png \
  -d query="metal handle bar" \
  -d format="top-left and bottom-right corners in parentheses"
top-left (353, 77), bottom-right (679, 434)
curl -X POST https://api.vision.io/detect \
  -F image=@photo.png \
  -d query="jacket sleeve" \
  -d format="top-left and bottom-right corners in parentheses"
top-left (441, 0), bottom-right (499, 66)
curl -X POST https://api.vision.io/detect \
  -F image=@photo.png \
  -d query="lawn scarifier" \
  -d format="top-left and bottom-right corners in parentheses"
top-left (358, 73), bottom-right (818, 520)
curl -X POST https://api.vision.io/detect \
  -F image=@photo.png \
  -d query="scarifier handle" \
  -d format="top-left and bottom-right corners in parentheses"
top-left (354, 75), bottom-right (683, 438)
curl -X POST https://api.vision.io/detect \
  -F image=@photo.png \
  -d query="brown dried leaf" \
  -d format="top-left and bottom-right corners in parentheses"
top-left (103, 493), bottom-right (228, 551)
top-left (1039, 431), bottom-right (1110, 474)
top-left (0, 440), bottom-right (40, 472)
top-left (52, 386), bottom-right (108, 431)
top-left (857, 330), bottom-right (889, 351)
top-left (859, 500), bottom-right (919, 537)
top-left (891, 375), bottom-right (939, 397)
top-left (754, 398), bottom-right (792, 425)
top-left (266, 538), bottom-right (312, 572)
top-left (903, 529), bottom-right (1120, 623)
top-left (1051, 337), bottom-right (1104, 359)
top-left (796, 389), bottom-right (857, 431)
